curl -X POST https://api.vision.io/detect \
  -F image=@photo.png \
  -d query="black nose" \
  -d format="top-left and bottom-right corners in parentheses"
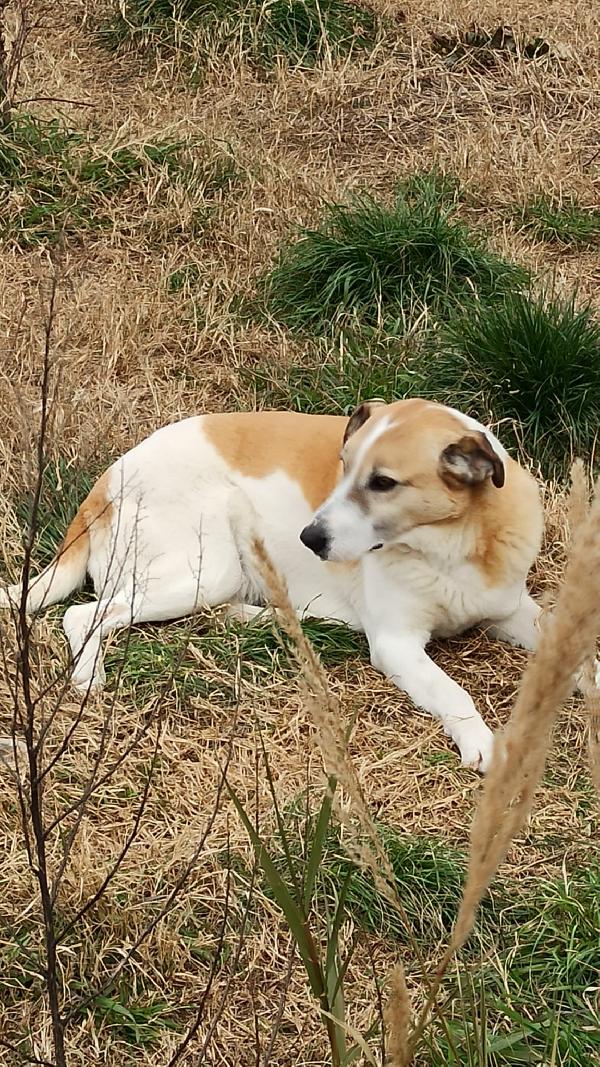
top-left (300, 522), bottom-right (329, 559)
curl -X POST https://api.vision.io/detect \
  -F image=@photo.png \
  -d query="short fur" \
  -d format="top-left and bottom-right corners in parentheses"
top-left (1, 399), bottom-right (552, 771)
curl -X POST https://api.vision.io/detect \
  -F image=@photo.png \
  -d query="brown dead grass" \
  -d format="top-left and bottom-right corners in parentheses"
top-left (0, 0), bottom-right (599, 1062)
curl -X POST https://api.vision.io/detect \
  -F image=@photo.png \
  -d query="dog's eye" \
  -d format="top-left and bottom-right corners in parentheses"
top-left (368, 474), bottom-right (398, 492)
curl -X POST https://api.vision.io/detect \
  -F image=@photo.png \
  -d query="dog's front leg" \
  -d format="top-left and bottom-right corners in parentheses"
top-left (368, 630), bottom-right (495, 772)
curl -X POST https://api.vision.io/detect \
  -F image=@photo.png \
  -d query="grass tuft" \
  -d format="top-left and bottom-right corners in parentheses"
top-left (261, 172), bottom-right (526, 334)
top-left (104, 616), bottom-right (366, 703)
top-left (517, 194), bottom-right (600, 247)
top-left (408, 291), bottom-right (600, 475)
top-left (101, 0), bottom-right (378, 68)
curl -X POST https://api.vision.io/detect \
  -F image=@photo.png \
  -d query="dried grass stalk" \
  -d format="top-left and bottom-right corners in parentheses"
top-left (565, 458), bottom-right (589, 545)
top-left (251, 538), bottom-right (397, 895)
top-left (385, 962), bottom-right (411, 1067)
top-left (452, 479), bottom-right (600, 950)
top-left (564, 462), bottom-right (600, 798)
top-left (252, 537), bottom-right (436, 937)
top-left (580, 663), bottom-right (600, 799)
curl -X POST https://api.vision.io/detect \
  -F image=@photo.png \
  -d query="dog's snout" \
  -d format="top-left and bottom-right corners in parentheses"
top-left (300, 522), bottom-right (329, 559)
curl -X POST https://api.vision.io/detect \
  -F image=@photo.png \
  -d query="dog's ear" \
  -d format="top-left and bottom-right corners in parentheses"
top-left (343, 401), bottom-right (384, 445)
top-left (439, 432), bottom-right (505, 489)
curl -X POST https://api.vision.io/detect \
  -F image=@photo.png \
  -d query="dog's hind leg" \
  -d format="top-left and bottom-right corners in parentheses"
top-left (485, 592), bottom-right (600, 690)
top-left (484, 593), bottom-right (541, 651)
top-left (64, 544), bottom-right (246, 692)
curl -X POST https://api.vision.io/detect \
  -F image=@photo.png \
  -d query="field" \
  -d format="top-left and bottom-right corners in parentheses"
top-left (0, 0), bottom-right (599, 1064)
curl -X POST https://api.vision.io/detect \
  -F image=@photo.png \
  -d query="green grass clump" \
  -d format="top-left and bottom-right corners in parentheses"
top-left (261, 173), bottom-right (526, 334)
top-left (0, 112), bottom-right (236, 246)
top-left (443, 865), bottom-right (600, 1067)
top-left (407, 291), bottom-right (600, 476)
top-left (89, 990), bottom-right (179, 1046)
top-left (102, 0), bottom-right (377, 68)
top-left (518, 194), bottom-right (600, 247)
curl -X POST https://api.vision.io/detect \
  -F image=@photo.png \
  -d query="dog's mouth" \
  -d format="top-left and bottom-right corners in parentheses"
top-left (370, 543), bottom-right (383, 552)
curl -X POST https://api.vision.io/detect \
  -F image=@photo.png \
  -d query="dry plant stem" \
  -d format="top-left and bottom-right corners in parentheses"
top-left (409, 477), bottom-right (600, 1056)
top-left (0, 0), bottom-right (28, 124)
top-left (584, 676), bottom-right (600, 798)
top-left (0, 0), bottom-right (8, 123)
top-left (5, 276), bottom-right (244, 1063)
top-left (385, 963), bottom-right (411, 1067)
top-left (565, 458), bottom-right (589, 545)
top-left (14, 276), bottom-right (68, 1067)
top-left (564, 462), bottom-right (600, 797)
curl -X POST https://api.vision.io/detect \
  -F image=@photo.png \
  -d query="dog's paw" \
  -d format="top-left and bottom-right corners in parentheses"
top-left (451, 719), bottom-right (496, 774)
top-left (70, 665), bottom-right (106, 695)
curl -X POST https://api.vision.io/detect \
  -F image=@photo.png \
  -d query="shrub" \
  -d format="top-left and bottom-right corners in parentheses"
top-left (262, 173), bottom-right (526, 334)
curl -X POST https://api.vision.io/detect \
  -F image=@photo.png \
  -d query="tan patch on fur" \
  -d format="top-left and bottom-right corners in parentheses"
top-left (59, 473), bottom-right (113, 564)
top-left (203, 411), bottom-right (346, 510)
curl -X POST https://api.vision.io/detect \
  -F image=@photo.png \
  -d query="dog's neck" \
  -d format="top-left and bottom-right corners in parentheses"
top-left (393, 517), bottom-right (476, 572)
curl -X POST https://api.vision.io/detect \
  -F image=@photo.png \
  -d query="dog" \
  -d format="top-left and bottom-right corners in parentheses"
top-left (1, 398), bottom-right (551, 772)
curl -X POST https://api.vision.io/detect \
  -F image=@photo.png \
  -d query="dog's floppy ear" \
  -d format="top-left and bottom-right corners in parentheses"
top-left (343, 401), bottom-right (384, 445)
top-left (439, 432), bottom-right (505, 489)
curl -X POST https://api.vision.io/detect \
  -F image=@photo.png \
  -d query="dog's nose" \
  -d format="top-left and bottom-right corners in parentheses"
top-left (300, 522), bottom-right (329, 559)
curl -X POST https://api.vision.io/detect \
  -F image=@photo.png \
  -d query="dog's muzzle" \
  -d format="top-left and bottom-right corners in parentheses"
top-left (300, 521), bottom-right (330, 560)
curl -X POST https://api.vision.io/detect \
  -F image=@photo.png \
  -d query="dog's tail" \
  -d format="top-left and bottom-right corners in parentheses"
top-left (0, 475), bottom-right (111, 614)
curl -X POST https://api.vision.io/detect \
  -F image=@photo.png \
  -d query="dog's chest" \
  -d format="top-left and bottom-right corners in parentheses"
top-left (363, 550), bottom-right (514, 638)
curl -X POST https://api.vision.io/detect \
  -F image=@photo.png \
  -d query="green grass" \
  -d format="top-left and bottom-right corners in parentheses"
top-left (260, 172), bottom-right (526, 335)
top-left (518, 194), bottom-right (600, 247)
top-left (101, 0), bottom-right (378, 68)
top-left (249, 329), bottom-right (412, 414)
top-left (262, 799), bottom-right (599, 1065)
top-left (429, 865), bottom-right (600, 1066)
top-left (89, 989), bottom-right (179, 1046)
top-left (253, 287), bottom-right (600, 478)
top-left (104, 616), bottom-right (366, 704)
top-left (407, 291), bottom-right (600, 476)
top-left (0, 112), bottom-right (237, 247)
top-left (305, 819), bottom-right (600, 1065)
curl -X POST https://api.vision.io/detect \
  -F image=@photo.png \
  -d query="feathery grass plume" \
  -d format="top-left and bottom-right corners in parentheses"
top-left (451, 479), bottom-right (600, 952)
top-left (251, 538), bottom-right (420, 927)
top-left (565, 462), bottom-right (600, 799)
top-left (565, 459), bottom-right (589, 545)
top-left (385, 962), bottom-right (411, 1067)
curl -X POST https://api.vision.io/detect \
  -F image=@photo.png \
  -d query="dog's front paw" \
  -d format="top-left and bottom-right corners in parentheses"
top-left (450, 719), bottom-right (496, 774)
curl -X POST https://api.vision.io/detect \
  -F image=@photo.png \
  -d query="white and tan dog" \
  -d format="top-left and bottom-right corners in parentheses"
top-left (1, 398), bottom-right (549, 772)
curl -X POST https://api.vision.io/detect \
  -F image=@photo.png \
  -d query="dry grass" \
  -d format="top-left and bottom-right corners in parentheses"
top-left (1, 0), bottom-right (599, 1063)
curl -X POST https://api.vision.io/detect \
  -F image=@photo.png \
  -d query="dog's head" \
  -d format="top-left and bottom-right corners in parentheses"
top-left (299, 399), bottom-right (507, 562)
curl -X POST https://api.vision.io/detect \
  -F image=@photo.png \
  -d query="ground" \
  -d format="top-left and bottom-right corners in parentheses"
top-left (0, 1), bottom-right (598, 1064)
